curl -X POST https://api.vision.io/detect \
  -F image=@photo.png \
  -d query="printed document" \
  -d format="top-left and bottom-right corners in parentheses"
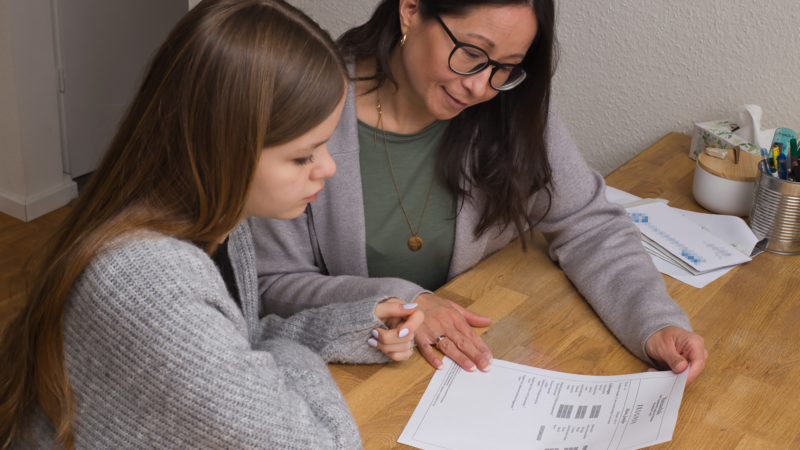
top-left (605, 187), bottom-right (758, 288)
top-left (399, 358), bottom-right (688, 450)
top-left (626, 202), bottom-right (751, 273)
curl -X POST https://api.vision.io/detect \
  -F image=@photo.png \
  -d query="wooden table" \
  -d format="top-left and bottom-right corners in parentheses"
top-left (329, 133), bottom-right (800, 450)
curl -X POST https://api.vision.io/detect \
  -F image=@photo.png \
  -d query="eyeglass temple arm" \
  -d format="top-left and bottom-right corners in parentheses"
top-left (428, 8), bottom-right (460, 45)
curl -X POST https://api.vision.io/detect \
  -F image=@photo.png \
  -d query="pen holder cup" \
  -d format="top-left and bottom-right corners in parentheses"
top-left (748, 161), bottom-right (800, 255)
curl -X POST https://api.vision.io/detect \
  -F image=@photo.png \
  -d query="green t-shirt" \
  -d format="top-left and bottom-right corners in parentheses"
top-left (358, 119), bottom-right (456, 291)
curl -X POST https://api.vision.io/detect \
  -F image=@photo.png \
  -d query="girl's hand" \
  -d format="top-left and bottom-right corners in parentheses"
top-left (372, 299), bottom-right (425, 361)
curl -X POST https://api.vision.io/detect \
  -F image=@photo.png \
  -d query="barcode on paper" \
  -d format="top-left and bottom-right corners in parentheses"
top-left (589, 405), bottom-right (602, 419)
top-left (575, 405), bottom-right (588, 419)
top-left (556, 404), bottom-right (574, 418)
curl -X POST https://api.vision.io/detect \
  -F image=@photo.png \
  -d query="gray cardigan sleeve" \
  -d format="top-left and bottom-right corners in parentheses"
top-left (259, 295), bottom-right (393, 364)
top-left (529, 104), bottom-right (692, 363)
top-left (56, 237), bottom-right (366, 450)
top-left (250, 215), bottom-right (429, 318)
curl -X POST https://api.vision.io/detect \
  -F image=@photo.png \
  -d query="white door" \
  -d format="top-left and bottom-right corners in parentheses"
top-left (55, 0), bottom-right (187, 177)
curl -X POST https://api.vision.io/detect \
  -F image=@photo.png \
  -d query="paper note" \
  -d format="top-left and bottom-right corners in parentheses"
top-left (399, 358), bottom-right (689, 450)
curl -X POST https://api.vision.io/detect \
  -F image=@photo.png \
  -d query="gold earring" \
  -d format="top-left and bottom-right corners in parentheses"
top-left (400, 34), bottom-right (407, 46)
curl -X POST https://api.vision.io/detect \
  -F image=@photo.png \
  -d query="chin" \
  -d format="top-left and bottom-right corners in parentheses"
top-left (280, 205), bottom-right (309, 221)
top-left (438, 107), bottom-right (463, 121)
top-left (254, 205), bottom-right (305, 221)
top-left (432, 95), bottom-right (467, 120)
top-left (430, 100), bottom-right (461, 120)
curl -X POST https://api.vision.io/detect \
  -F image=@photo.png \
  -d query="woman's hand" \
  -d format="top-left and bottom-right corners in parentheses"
top-left (645, 326), bottom-right (708, 385)
top-left (412, 293), bottom-right (493, 372)
top-left (373, 298), bottom-right (425, 361)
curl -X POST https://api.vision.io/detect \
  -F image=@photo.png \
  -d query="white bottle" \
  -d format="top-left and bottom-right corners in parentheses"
top-left (733, 105), bottom-right (774, 149)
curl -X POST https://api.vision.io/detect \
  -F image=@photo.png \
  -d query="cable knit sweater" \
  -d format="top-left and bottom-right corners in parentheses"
top-left (16, 221), bottom-right (391, 449)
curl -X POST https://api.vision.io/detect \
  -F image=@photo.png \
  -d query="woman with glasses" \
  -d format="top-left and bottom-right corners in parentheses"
top-left (250, 0), bottom-right (708, 384)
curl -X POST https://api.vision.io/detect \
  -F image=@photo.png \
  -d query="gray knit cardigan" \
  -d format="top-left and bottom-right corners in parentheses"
top-left (16, 221), bottom-right (391, 449)
top-left (250, 67), bottom-right (692, 365)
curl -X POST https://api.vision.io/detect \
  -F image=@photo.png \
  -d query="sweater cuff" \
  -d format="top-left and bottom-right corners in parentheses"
top-left (319, 296), bottom-right (394, 365)
top-left (379, 277), bottom-right (431, 304)
top-left (638, 319), bottom-right (693, 368)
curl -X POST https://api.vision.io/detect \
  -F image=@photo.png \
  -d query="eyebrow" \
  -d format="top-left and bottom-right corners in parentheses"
top-left (301, 139), bottom-right (328, 152)
top-left (467, 33), bottom-right (496, 48)
top-left (466, 32), bottom-right (526, 60)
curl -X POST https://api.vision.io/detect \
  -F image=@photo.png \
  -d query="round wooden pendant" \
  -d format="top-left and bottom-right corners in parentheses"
top-left (407, 236), bottom-right (423, 251)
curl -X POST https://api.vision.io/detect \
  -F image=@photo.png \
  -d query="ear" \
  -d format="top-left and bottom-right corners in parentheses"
top-left (398, 0), bottom-right (421, 36)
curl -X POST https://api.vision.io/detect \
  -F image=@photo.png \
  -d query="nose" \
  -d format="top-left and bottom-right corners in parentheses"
top-left (311, 145), bottom-right (337, 180)
top-left (461, 67), bottom-right (492, 99)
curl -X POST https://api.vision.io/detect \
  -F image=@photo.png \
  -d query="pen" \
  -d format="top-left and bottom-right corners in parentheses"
top-left (778, 153), bottom-right (787, 180)
top-left (772, 147), bottom-right (780, 177)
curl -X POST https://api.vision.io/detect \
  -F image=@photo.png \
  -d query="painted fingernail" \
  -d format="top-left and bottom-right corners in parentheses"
top-left (368, 338), bottom-right (378, 347)
top-left (371, 329), bottom-right (379, 338)
top-left (480, 360), bottom-right (492, 372)
top-left (435, 359), bottom-right (444, 370)
top-left (466, 364), bottom-right (477, 372)
top-left (403, 303), bottom-right (418, 310)
top-left (399, 328), bottom-right (409, 338)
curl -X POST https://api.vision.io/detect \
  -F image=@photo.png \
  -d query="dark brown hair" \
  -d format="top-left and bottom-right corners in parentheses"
top-left (0, 1), bottom-right (346, 448)
top-left (339, 0), bottom-right (558, 246)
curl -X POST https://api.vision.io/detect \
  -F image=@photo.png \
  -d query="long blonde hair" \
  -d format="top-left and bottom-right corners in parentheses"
top-left (0, 1), bottom-right (347, 447)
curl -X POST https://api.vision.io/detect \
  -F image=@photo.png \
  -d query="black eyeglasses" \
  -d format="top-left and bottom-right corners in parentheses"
top-left (429, 9), bottom-right (527, 91)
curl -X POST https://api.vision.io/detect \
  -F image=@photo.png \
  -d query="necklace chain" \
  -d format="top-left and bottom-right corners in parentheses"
top-left (375, 92), bottom-right (436, 251)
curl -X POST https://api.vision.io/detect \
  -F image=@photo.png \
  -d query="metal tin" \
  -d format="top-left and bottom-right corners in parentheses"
top-left (748, 161), bottom-right (800, 255)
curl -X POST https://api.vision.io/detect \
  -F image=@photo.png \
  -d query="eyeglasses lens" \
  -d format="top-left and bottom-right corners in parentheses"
top-left (449, 46), bottom-right (527, 91)
top-left (490, 66), bottom-right (527, 90)
top-left (450, 46), bottom-right (489, 75)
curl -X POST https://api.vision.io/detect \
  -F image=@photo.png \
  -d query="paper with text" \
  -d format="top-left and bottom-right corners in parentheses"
top-left (399, 358), bottom-right (688, 450)
top-left (626, 202), bottom-right (751, 273)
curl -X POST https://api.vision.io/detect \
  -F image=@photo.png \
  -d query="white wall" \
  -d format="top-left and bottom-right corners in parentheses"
top-left (553, 0), bottom-right (800, 175)
top-left (0, 0), bottom-right (26, 202)
top-left (189, 0), bottom-right (372, 36)
top-left (255, 0), bottom-right (800, 176)
top-left (0, 0), bottom-right (77, 221)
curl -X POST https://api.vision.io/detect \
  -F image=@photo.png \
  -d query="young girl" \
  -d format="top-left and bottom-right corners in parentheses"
top-left (0, 1), bottom-right (422, 448)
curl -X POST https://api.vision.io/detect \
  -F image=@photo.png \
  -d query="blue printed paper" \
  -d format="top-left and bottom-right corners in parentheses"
top-left (626, 202), bottom-right (752, 272)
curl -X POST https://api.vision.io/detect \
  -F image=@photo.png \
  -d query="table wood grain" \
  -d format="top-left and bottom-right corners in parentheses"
top-left (329, 133), bottom-right (800, 450)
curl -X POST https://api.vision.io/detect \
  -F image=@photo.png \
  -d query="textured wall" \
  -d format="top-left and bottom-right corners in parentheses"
top-left (0, 0), bottom-right (25, 197)
top-left (553, 0), bottom-right (800, 175)
top-left (284, 0), bottom-right (374, 38)
top-left (193, 0), bottom-right (800, 176)
top-left (189, 0), bottom-right (373, 37)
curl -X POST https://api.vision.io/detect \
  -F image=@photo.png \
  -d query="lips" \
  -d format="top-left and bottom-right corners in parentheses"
top-left (443, 87), bottom-right (467, 110)
top-left (304, 186), bottom-right (323, 202)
